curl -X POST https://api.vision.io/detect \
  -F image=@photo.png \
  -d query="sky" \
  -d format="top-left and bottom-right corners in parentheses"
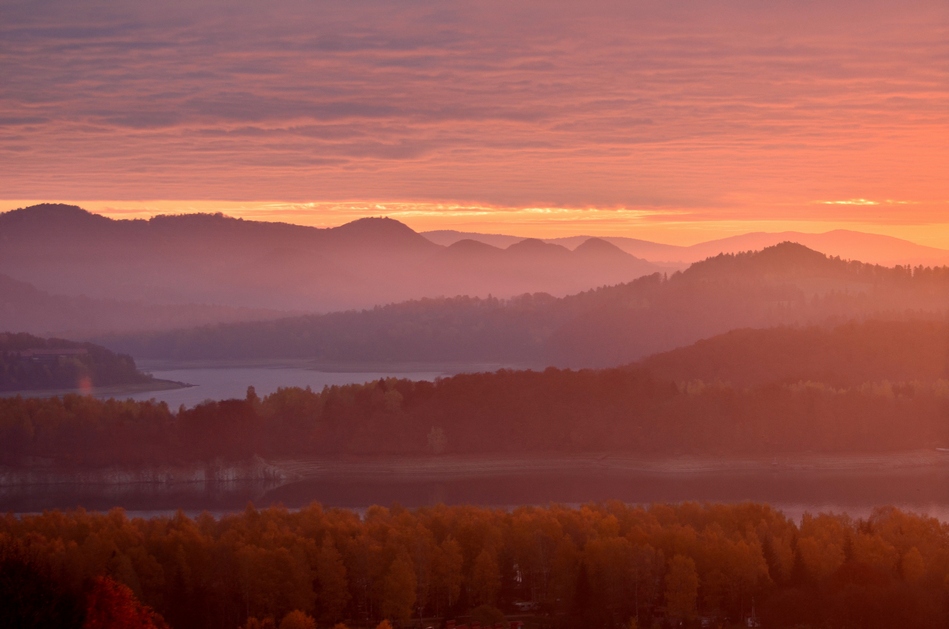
top-left (1, 0), bottom-right (947, 245)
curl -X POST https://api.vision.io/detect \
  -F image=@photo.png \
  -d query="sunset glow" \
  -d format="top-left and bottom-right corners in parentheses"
top-left (4, 199), bottom-right (949, 248)
top-left (6, 3), bottom-right (949, 623)
top-left (2, 0), bottom-right (947, 245)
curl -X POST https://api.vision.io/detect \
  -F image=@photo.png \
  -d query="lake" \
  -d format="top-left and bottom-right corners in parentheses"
top-left (2, 360), bottom-right (520, 406)
top-left (113, 361), bottom-right (455, 407)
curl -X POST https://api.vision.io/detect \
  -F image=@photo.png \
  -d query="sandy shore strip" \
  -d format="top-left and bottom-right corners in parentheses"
top-left (271, 450), bottom-right (949, 482)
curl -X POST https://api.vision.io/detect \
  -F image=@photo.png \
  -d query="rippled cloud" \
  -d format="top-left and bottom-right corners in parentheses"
top-left (0, 0), bottom-right (947, 230)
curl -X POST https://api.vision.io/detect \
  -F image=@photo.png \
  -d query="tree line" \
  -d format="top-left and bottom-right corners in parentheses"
top-left (2, 365), bottom-right (948, 468)
top-left (2, 502), bottom-right (948, 629)
top-left (640, 320), bottom-right (949, 388)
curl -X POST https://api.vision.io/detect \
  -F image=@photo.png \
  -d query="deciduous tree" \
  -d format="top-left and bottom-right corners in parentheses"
top-left (382, 551), bottom-right (417, 623)
top-left (664, 555), bottom-right (698, 622)
top-left (316, 537), bottom-right (349, 622)
top-left (470, 547), bottom-right (501, 607)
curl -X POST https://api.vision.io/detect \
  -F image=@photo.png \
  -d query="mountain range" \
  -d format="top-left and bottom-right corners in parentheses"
top-left (0, 204), bottom-right (659, 325)
top-left (424, 228), bottom-right (949, 267)
top-left (5, 203), bottom-right (949, 343)
top-left (103, 242), bottom-right (949, 367)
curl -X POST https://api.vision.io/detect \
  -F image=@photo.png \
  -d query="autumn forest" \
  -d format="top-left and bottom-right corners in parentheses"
top-left (5, 502), bottom-right (949, 629)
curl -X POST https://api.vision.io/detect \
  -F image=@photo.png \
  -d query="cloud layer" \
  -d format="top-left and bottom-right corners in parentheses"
top-left (1, 0), bottom-right (947, 228)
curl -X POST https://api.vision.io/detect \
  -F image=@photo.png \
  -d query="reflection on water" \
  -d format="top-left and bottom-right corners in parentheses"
top-left (118, 365), bottom-right (447, 407)
top-left (261, 469), bottom-right (949, 522)
top-left (7, 468), bottom-right (949, 522)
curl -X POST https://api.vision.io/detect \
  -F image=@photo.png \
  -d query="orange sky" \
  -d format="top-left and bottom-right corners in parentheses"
top-left (1, 1), bottom-right (947, 247)
top-left (5, 199), bottom-right (949, 249)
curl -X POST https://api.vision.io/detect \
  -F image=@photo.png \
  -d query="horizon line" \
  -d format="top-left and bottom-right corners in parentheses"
top-left (4, 198), bottom-right (949, 252)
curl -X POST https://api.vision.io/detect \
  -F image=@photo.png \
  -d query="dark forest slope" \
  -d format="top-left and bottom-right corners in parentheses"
top-left (640, 320), bottom-right (949, 388)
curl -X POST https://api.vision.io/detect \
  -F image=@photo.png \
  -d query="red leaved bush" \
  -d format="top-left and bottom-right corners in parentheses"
top-left (83, 576), bottom-right (169, 629)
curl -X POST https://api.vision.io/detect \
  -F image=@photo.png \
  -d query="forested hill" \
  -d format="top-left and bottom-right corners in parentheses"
top-left (103, 242), bottom-right (949, 366)
top-left (551, 243), bottom-right (949, 366)
top-left (102, 292), bottom-right (570, 364)
top-left (640, 319), bottom-right (949, 388)
top-left (0, 332), bottom-right (152, 392)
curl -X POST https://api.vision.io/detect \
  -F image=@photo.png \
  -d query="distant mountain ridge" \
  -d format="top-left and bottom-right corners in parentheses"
top-left (0, 204), bottom-right (661, 322)
top-left (8, 204), bottom-right (948, 341)
top-left (104, 242), bottom-right (949, 366)
top-left (423, 228), bottom-right (949, 267)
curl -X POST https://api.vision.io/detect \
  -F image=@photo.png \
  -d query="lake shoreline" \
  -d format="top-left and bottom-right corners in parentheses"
top-left (3, 450), bottom-right (947, 488)
top-left (271, 450), bottom-right (949, 482)
top-left (0, 456), bottom-right (286, 487)
top-left (4, 451), bottom-right (949, 518)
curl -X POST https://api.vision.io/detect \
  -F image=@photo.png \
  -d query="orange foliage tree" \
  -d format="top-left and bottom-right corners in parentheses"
top-left (83, 576), bottom-right (168, 629)
top-left (2, 502), bottom-right (949, 628)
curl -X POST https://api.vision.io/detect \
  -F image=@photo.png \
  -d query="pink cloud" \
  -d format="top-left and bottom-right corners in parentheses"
top-left (0, 0), bottom-right (946, 226)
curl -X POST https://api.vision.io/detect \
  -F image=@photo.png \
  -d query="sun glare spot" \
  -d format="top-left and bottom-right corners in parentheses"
top-left (818, 199), bottom-right (881, 206)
